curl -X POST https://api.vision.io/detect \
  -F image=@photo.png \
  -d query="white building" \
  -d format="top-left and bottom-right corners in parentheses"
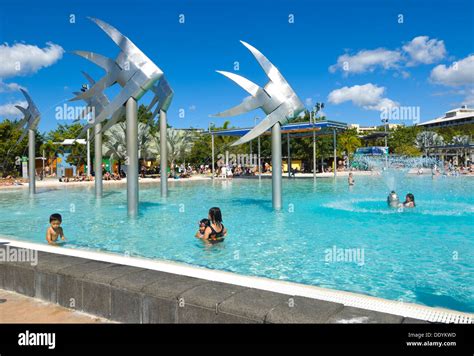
top-left (417, 106), bottom-right (474, 128)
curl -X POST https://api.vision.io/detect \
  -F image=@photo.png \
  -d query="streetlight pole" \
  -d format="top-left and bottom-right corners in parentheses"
top-left (209, 122), bottom-right (215, 179)
top-left (311, 103), bottom-right (324, 179)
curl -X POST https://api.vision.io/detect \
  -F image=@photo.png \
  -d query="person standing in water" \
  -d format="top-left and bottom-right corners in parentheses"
top-left (199, 207), bottom-right (227, 243)
top-left (348, 173), bottom-right (355, 186)
top-left (402, 193), bottom-right (416, 208)
top-left (46, 213), bottom-right (67, 246)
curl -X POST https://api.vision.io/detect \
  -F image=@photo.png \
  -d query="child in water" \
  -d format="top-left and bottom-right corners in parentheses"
top-left (195, 218), bottom-right (210, 239)
top-left (402, 193), bottom-right (416, 208)
top-left (348, 173), bottom-right (355, 186)
top-left (46, 213), bottom-right (67, 246)
top-left (195, 207), bottom-right (227, 243)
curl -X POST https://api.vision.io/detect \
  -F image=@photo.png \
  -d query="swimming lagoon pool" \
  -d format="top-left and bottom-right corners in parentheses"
top-left (0, 176), bottom-right (472, 312)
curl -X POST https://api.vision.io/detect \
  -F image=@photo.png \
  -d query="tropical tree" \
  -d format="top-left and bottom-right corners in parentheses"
top-left (337, 129), bottom-right (362, 166)
top-left (388, 125), bottom-right (420, 155)
top-left (39, 139), bottom-right (62, 174)
top-left (415, 131), bottom-right (444, 152)
top-left (451, 135), bottom-right (470, 145)
top-left (0, 119), bottom-right (42, 176)
top-left (165, 128), bottom-right (194, 168)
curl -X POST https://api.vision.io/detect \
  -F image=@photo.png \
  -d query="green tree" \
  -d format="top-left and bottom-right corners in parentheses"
top-left (0, 119), bottom-right (43, 176)
top-left (337, 129), bottom-right (362, 166)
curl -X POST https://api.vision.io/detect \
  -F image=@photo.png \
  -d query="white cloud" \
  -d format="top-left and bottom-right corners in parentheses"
top-left (0, 42), bottom-right (64, 79)
top-left (327, 83), bottom-right (398, 111)
top-left (329, 36), bottom-right (446, 75)
top-left (402, 36), bottom-right (446, 65)
top-left (461, 88), bottom-right (474, 106)
top-left (0, 100), bottom-right (27, 118)
top-left (329, 48), bottom-right (402, 75)
top-left (430, 55), bottom-right (474, 86)
top-left (0, 80), bottom-right (25, 93)
top-left (305, 97), bottom-right (313, 106)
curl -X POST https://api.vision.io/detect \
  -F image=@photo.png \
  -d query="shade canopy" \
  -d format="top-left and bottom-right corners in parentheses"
top-left (208, 120), bottom-right (348, 138)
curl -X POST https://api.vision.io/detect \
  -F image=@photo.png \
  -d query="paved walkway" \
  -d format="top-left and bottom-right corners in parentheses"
top-left (0, 289), bottom-right (110, 323)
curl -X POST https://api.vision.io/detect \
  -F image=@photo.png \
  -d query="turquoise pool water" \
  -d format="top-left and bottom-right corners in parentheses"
top-left (0, 175), bottom-right (473, 312)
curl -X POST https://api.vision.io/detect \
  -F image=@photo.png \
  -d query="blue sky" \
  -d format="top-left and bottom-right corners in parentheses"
top-left (0, 0), bottom-right (473, 133)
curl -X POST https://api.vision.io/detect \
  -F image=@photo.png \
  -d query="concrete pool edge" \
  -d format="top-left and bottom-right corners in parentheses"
top-left (0, 236), bottom-right (472, 324)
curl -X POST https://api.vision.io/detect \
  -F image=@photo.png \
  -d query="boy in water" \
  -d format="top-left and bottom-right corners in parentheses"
top-left (348, 173), bottom-right (355, 186)
top-left (195, 218), bottom-right (210, 239)
top-left (46, 213), bottom-right (66, 246)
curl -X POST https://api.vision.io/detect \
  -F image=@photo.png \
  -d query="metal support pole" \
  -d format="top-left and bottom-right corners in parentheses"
top-left (160, 110), bottom-right (168, 197)
top-left (333, 129), bottom-right (337, 178)
top-left (126, 97), bottom-right (138, 217)
top-left (250, 141), bottom-right (253, 167)
top-left (313, 129), bottom-right (316, 179)
top-left (287, 132), bottom-right (291, 178)
top-left (258, 136), bottom-right (261, 179)
top-left (94, 123), bottom-right (103, 198)
top-left (272, 123), bottom-right (282, 210)
top-left (42, 149), bottom-right (45, 179)
top-left (86, 129), bottom-right (91, 176)
top-left (211, 130), bottom-right (215, 179)
top-left (28, 129), bottom-right (35, 195)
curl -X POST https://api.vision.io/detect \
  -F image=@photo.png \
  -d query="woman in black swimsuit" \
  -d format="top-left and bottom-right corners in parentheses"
top-left (201, 207), bottom-right (227, 243)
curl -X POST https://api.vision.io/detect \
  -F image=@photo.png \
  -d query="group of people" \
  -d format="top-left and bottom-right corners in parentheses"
top-left (348, 173), bottom-right (416, 208)
top-left (0, 176), bottom-right (24, 186)
top-left (195, 207), bottom-right (227, 243)
top-left (387, 191), bottom-right (416, 208)
top-left (46, 207), bottom-right (228, 246)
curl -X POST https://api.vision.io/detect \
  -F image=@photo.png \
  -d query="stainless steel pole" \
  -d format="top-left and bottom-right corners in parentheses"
top-left (28, 129), bottom-right (35, 195)
top-left (86, 129), bottom-right (91, 176)
top-left (272, 123), bottom-right (282, 210)
top-left (287, 132), bottom-right (291, 178)
top-left (160, 109), bottom-right (168, 197)
top-left (94, 123), bottom-right (103, 198)
top-left (258, 136), bottom-right (261, 179)
top-left (126, 97), bottom-right (138, 217)
top-left (211, 128), bottom-right (215, 179)
top-left (250, 141), bottom-right (253, 167)
top-left (313, 128), bottom-right (316, 180)
top-left (42, 149), bottom-right (45, 179)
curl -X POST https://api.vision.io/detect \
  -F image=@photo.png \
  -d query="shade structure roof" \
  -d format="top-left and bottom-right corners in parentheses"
top-left (208, 120), bottom-right (348, 138)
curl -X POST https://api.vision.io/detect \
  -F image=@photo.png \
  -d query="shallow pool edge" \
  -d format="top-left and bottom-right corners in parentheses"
top-left (0, 234), bottom-right (472, 324)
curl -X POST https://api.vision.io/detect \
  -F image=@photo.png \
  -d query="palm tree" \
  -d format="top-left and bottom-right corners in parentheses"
top-left (451, 135), bottom-right (470, 146)
top-left (40, 139), bottom-right (62, 175)
top-left (166, 128), bottom-right (194, 169)
top-left (338, 129), bottom-right (362, 167)
top-left (415, 131), bottom-right (444, 153)
top-left (103, 122), bottom-right (156, 174)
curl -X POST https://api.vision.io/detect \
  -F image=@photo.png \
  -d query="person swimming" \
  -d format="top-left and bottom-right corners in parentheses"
top-left (196, 207), bottom-right (227, 243)
top-left (195, 218), bottom-right (210, 239)
top-left (402, 193), bottom-right (416, 208)
top-left (387, 191), bottom-right (400, 208)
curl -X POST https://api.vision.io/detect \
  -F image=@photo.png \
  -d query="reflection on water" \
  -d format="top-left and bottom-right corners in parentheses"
top-left (0, 176), bottom-right (472, 312)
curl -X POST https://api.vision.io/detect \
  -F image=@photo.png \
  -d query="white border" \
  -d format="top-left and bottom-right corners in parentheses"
top-left (1, 235), bottom-right (472, 324)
